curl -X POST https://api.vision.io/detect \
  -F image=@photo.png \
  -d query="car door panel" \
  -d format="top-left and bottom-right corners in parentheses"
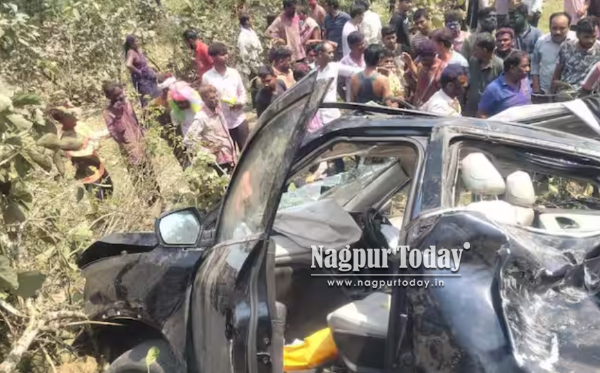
top-left (538, 209), bottom-right (600, 232)
top-left (398, 208), bottom-right (600, 373)
top-left (190, 72), bottom-right (330, 373)
top-left (387, 123), bottom-right (600, 373)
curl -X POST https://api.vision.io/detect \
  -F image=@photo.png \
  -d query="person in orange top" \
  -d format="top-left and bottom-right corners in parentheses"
top-left (184, 29), bottom-right (214, 83)
top-left (48, 104), bottom-right (113, 200)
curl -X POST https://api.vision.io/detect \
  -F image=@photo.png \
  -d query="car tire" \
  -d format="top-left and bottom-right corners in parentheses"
top-left (105, 339), bottom-right (184, 373)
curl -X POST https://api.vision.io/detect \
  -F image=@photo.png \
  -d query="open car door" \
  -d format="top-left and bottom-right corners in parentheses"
top-left (189, 71), bottom-right (330, 373)
top-left (489, 95), bottom-right (600, 140)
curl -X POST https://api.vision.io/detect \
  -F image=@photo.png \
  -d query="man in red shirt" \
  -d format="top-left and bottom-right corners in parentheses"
top-left (184, 29), bottom-right (214, 82)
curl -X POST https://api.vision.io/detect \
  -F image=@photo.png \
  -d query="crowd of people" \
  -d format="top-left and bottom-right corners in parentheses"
top-left (46, 0), bottom-right (600, 205)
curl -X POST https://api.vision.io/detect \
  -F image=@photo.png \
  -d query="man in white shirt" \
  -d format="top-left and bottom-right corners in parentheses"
top-left (339, 31), bottom-right (367, 101)
top-left (357, 0), bottom-right (382, 44)
top-left (201, 42), bottom-right (250, 150)
top-left (430, 27), bottom-right (469, 69)
top-left (531, 12), bottom-right (575, 95)
top-left (238, 14), bottom-right (263, 75)
top-left (237, 14), bottom-right (263, 107)
top-left (420, 64), bottom-right (469, 116)
top-left (523, 0), bottom-right (543, 27)
top-left (314, 41), bottom-right (363, 124)
top-left (342, 4), bottom-right (365, 58)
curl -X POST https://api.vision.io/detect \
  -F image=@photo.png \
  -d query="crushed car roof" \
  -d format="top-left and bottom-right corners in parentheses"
top-left (489, 95), bottom-right (600, 139)
top-left (305, 102), bottom-right (600, 155)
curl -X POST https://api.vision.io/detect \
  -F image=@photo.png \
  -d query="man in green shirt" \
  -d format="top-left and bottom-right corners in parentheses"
top-left (465, 32), bottom-right (504, 116)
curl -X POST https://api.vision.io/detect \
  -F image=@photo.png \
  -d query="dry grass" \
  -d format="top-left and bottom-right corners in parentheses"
top-left (538, 0), bottom-right (564, 33)
top-left (56, 357), bottom-right (98, 373)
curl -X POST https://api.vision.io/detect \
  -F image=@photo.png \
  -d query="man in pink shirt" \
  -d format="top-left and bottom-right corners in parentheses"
top-left (186, 84), bottom-right (238, 175)
top-left (183, 29), bottom-right (214, 82)
top-left (565, 0), bottom-right (589, 28)
top-left (267, 0), bottom-right (307, 63)
top-left (445, 10), bottom-right (470, 52)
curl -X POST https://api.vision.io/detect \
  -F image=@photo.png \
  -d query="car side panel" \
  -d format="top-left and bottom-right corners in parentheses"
top-left (399, 209), bottom-right (600, 373)
top-left (398, 211), bottom-right (522, 372)
top-left (189, 236), bottom-right (264, 373)
top-left (78, 247), bottom-right (204, 368)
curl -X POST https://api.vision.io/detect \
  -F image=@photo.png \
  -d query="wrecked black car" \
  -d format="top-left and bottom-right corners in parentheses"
top-left (74, 71), bottom-right (600, 373)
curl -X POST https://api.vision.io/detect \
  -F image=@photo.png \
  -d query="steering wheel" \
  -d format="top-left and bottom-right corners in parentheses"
top-left (362, 208), bottom-right (393, 251)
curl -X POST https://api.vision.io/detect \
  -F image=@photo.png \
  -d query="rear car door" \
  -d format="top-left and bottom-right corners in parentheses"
top-left (189, 71), bottom-right (330, 373)
top-left (386, 122), bottom-right (600, 373)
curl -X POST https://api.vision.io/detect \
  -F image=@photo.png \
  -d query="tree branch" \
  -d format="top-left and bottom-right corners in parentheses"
top-left (0, 308), bottom-right (88, 373)
top-left (0, 299), bottom-right (22, 318)
top-left (0, 315), bottom-right (41, 373)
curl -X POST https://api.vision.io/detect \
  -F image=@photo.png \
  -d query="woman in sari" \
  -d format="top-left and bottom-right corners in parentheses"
top-left (48, 104), bottom-right (113, 200)
top-left (124, 35), bottom-right (160, 108)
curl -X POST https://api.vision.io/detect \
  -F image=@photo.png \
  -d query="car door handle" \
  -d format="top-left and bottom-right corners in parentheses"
top-left (555, 216), bottom-right (580, 230)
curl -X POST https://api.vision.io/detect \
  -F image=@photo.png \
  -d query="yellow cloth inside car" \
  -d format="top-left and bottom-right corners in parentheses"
top-left (283, 327), bottom-right (338, 371)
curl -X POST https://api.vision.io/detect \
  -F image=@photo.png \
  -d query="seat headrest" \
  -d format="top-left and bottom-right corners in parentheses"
top-left (460, 152), bottom-right (506, 196)
top-left (505, 171), bottom-right (536, 207)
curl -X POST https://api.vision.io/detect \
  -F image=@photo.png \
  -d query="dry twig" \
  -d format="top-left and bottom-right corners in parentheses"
top-left (0, 307), bottom-right (87, 373)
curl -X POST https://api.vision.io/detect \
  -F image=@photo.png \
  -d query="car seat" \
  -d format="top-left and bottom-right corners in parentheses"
top-left (461, 152), bottom-right (528, 226)
top-left (326, 292), bottom-right (390, 372)
top-left (503, 171), bottom-right (536, 226)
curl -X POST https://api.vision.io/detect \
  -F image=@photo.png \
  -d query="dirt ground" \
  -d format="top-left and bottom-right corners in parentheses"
top-left (56, 357), bottom-right (98, 373)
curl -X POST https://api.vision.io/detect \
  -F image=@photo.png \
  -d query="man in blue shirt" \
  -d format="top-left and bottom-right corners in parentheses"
top-left (323, 0), bottom-right (351, 61)
top-left (477, 49), bottom-right (532, 118)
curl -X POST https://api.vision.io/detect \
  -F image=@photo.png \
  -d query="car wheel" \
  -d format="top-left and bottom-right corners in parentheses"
top-left (106, 339), bottom-right (183, 373)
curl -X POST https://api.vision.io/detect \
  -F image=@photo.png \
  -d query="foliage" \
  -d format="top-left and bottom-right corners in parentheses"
top-left (534, 176), bottom-right (600, 209)
top-left (182, 152), bottom-right (231, 211)
top-left (0, 0), bottom-right (164, 103)
top-left (0, 0), bottom-right (285, 104)
top-left (145, 346), bottom-right (160, 372)
top-left (0, 6), bottom-right (237, 365)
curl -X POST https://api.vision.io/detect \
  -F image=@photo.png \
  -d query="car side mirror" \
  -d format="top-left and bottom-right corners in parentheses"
top-left (155, 208), bottom-right (203, 246)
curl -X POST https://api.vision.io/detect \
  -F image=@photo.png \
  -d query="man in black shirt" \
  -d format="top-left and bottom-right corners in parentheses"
top-left (255, 66), bottom-right (287, 118)
top-left (389, 0), bottom-right (413, 53)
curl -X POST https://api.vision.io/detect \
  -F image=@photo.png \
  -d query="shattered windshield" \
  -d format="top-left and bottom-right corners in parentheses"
top-left (278, 158), bottom-right (396, 211)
